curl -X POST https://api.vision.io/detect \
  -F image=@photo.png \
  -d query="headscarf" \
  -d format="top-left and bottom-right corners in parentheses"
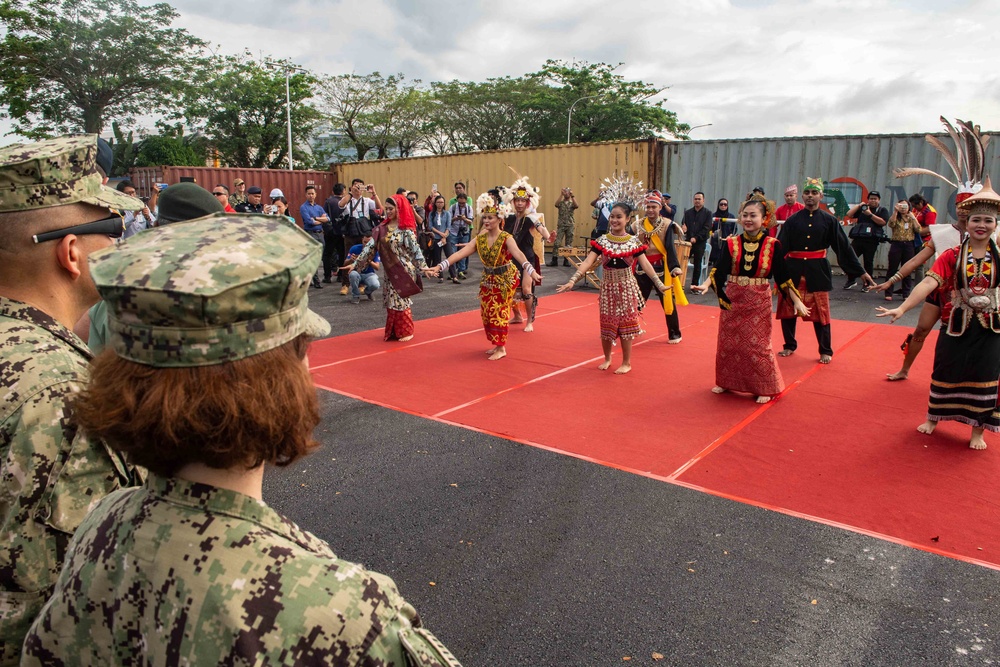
top-left (387, 193), bottom-right (416, 231)
top-left (713, 198), bottom-right (735, 221)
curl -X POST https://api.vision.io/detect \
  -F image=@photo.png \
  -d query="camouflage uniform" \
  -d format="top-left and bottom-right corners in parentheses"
top-left (22, 214), bottom-right (460, 666)
top-left (0, 135), bottom-right (143, 666)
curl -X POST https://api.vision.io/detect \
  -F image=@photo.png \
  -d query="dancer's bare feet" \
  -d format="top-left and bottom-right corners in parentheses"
top-left (970, 429), bottom-right (988, 450)
top-left (819, 354), bottom-right (832, 364)
top-left (711, 386), bottom-right (726, 394)
top-left (755, 395), bottom-right (773, 404)
top-left (614, 363), bottom-right (632, 375)
top-left (488, 348), bottom-right (507, 361)
top-left (523, 322), bottom-right (533, 333)
top-left (777, 349), bottom-right (794, 357)
top-left (917, 420), bottom-right (936, 435)
top-left (486, 347), bottom-right (498, 355)
top-left (597, 359), bottom-right (612, 371)
top-left (398, 335), bottom-right (414, 342)
top-left (886, 369), bottom-right (909, 381)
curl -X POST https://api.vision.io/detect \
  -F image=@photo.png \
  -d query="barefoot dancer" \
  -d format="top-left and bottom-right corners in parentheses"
top-left (879, 117), bottom-right (985, 380)
top-left (776, 177), bottom-right (874, 364)
top-left (877, 179), bottom-right (1000, 450)
top-left (503, 174), bottom-right (554, 333)
top-left (557, 197), bottom-right (667, 375)
top-left (430, 194), bottom-right (540, 360)
top-left (345, 194), bottom-right (432, 342)
top-left (693, 195), bottom-right (810, 403)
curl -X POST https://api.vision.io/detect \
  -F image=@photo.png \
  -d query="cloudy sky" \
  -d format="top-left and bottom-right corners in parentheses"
top-left (5, 0), bottom-right (999, 143)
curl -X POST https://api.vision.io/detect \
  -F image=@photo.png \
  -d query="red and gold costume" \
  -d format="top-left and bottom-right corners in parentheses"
top-left (709, 230), bottom-right (799, 397)
top-left (477, 231), bottom-right (519, 345)
top-left (590, 234), bottom-right (648, 341)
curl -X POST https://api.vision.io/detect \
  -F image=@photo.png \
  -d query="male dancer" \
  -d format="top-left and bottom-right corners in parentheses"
top-left (503, 175), bottom-right (554, 332)
top-left (776, 177), bottom-right (873, 363)
top-left (632, 192), bottom-right (685, 343)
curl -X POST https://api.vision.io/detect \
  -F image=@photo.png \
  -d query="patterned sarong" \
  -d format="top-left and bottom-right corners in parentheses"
top-left (717, 282), bottom-right (784, 397)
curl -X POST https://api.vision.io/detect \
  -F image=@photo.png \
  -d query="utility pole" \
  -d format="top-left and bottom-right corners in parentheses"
top-left (265, 61), bottom-right (307, 170)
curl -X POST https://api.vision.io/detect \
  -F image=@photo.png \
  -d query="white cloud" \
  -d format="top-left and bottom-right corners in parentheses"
top-left (3, 0), bottom-right (999, 145)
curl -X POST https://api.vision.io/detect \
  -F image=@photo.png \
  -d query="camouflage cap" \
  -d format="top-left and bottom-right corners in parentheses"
top-left (0, 134), bottom-right (143, 213)
top-left (89, 212), bottom-right (331, 367)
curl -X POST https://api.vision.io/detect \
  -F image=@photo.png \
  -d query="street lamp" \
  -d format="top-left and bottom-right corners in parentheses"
top-left (567, 95), bottom-right (599, 144)
top-left (265, 61), bottom-right (307, 171)
top-left (687, 123), bottom-right (713, 133)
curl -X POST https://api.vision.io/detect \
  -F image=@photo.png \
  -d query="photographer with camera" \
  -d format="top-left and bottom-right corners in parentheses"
top-left (117, 180), bottom-right (156, 238)
top-left (550, 187), bottom-right (578, 267)
top-left (337, 179), bottom-right (382, 295)
top-left (843, 191), bottom-right (888, 290)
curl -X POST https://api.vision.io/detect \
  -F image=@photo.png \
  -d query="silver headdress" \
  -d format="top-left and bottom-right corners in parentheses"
top-left (598, 174), bottom-right (646, 215)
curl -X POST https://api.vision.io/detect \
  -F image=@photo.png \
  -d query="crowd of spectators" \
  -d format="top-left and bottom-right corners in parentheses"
top-left (110, 174), bottom-right (950, 298)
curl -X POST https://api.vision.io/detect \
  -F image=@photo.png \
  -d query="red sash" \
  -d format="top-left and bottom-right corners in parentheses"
top-left (786, 250), bottom-right (827, 260)
top-left (373, 224), bottom-right (423, 298)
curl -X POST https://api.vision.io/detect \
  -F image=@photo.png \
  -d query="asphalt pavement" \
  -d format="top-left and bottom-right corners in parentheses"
top-left (264, 257), bottom-right (998, 666)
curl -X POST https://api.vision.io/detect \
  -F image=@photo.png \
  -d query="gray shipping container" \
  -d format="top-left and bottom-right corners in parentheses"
top-left (661, 133), bottom-right (1000, 272)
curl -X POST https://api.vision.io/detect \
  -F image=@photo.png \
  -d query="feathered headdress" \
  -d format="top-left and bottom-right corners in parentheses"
top-left (597, 174), bottom-right (646, 215)
top-left (957, 176), bottom-right (1000, 216)
top-left (476, 192), bottom-right (510, 218)
top-left (502, 168), bottom-right (540, 208)
top-left (893, 116), bottom-right (990, 201)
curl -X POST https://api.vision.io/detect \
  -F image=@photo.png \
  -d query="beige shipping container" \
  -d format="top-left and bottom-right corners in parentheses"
top-left (333, 139), bottom-right (663, 255)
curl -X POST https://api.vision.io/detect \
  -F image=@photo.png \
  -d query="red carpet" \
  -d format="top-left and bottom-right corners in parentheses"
top-left (310, 291), bottom-right (1000, 569)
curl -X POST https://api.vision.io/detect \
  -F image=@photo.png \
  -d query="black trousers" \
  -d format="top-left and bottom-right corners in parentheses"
top-left (885, 241), bottom-right (916, 297)
top-left (689, 239), bottom-right (707, 285)
top-left (636, 270), bottom-right (682, 340)
top-left (781, 317), bottom-right (832, 356)
top-left (846, 238), bottom-right (879, 282)
top-left (323, 229), bottom-right (342, 280)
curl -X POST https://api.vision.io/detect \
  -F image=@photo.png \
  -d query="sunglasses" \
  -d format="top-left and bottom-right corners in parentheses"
top-left (33, 214), bottom-right (125, 244)
top-left (212, 191), bottom-right (227, 196)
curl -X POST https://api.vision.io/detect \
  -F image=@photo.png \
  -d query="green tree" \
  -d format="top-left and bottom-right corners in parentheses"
top-left (0, 0), bottom-right (206, 138)
top-left (181, 53), bottom-right (321, 169)
top-left (134, 134), bottom-right (205, 167)
top-left (529, 60), bottom-right (688, 145)
top-left (426, 77), bottom-right (549, 153)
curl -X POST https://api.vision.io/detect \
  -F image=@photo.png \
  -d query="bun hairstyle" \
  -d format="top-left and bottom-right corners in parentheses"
top-left (611, 202), bottom-right (634, 217)
top-left (739, 193), bottom-right (777, 227)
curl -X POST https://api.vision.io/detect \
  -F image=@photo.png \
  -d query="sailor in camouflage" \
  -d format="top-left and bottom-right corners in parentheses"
top-left (0, 134), bottom-right (144, 666)
top-left (22, 214), bottom-right (462, 666)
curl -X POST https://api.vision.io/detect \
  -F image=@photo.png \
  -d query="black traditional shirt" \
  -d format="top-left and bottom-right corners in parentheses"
top-left (776, 207), bottom-right (865, 291)
top-left (506, 213), bottom-right (540, 262)
top-left (708, 231), bottom-right (797, 309)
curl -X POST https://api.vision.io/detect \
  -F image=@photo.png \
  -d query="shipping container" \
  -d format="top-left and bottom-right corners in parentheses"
top-left (332, 139), bottom-right (662, 245)
top-left (128, 166), bottom-right (337, 224)
top-left (661, 133), bottom-right (1000, 271)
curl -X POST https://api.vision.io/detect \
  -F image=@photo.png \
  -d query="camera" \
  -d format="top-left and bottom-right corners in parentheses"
top-left (859, 204), bottom-right (869, 213)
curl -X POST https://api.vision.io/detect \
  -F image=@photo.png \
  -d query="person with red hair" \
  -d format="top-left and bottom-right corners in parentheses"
top-left (343, 194), bottom-right (433, 341)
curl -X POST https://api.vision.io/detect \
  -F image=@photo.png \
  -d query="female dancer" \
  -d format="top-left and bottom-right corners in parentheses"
top-left (556, 202), bottom-right (667, 374)
top-left (693, 196), bottom-right (810, 403)
top-left (429, 194), bottom-right (541, 360)
top-left (877, 180), bottom-right (1000, 449)
top-left (345, 194), bottom-right (433, 342)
